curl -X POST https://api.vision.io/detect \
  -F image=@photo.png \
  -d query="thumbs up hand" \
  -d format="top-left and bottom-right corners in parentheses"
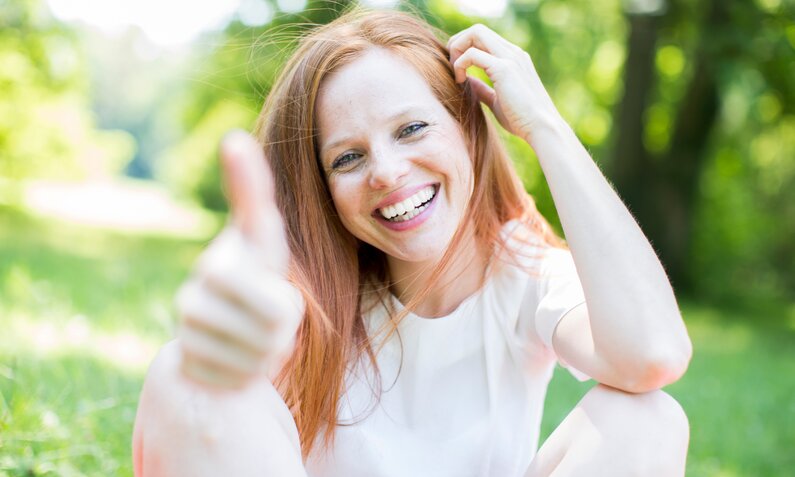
top-left (176, 131), bottom-right (303, 389)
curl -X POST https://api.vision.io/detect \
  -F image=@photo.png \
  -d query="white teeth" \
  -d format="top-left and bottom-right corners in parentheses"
top-left (392, 203), bottom-right (428, 222)
top-left (378, 185), bottom-right (436, 220)
top-left (394, 202), bottom-right (407, 216)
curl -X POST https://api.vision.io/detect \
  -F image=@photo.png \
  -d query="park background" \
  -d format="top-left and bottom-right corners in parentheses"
top-left (1, 0), bottom-right (794, 474)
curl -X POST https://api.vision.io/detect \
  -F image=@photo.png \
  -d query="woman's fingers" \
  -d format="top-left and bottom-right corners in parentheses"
top-left (195, 228), bottom-right (304, 329)
top-left (179, 325), bottom-right (262, 386)
top-left (220, 130), bottom-right (289, 274)
top-left (221, 130), bottom-right (270, 240)
top-left (466, 75), bottom-right (512, 129)
top-left (180, 345), bottom-right (251, 389)
top-left (177, 280), bottom-right (272, 356)
top-left (452, 46), bottom-right (504, 84)
top-left (466, 75), bottom-right (497, 109)
top-left (448, 23), bottom-right (559, 141)
top-left (447, 23), bottom-right (518, 67)
top-left (176, 132), bottom-right (303, 391)
top-left (179, 226), bottom-right (303, 386)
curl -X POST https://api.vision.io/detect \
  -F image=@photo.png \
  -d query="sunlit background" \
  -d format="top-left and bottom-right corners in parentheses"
top-left (1, 0), bottom-right (794, 475)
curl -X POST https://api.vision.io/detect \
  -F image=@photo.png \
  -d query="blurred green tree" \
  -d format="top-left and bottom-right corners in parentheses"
top-left (608, 0), bottom-right (795, 299)
top-left (155, 0), bottom-right (357, 210)
top-left (159, 0), bottom-right (793, 302)
top-left (0, 0), bottom-right (135, 191)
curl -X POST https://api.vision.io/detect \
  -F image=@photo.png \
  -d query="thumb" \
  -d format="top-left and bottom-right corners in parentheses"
top-left (220, 130), bottom-right (288, 269)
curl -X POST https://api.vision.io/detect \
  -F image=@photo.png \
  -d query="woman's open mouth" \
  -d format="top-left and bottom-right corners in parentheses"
top-left (373, 184), bottom-right (439, 231)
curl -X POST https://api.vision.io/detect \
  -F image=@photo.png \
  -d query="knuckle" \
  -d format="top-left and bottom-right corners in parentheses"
top-left (180, 308), bottom-right (203, 328)
top-left (184, 333), bottom-right (251, 376)
top-left (178, 293), bottom-right (223, 334)
top-left (180, 335), bottom-right (211, 369)
top-left (177, 326), bottom-right (203, 353)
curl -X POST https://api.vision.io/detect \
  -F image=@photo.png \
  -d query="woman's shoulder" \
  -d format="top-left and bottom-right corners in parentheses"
top-left (491, 219), bottom-right (578, 300)
top-left (495, 219), bottom-right (552, 270)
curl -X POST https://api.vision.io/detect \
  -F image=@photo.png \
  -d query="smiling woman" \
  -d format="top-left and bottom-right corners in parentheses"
top-left (317, 48), bottom-right (476, 265)
top-left (133, 7), bottom-right (692, 477)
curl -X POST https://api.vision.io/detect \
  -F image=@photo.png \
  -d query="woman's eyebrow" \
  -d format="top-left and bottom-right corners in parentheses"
top-left (384, 105), bottom-right (429, 123)
top-left (320, 105), bottom-right (431, 157)
top-left (322, 136), bottom-right (354, 158)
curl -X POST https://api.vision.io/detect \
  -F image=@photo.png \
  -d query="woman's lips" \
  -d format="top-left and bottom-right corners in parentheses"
top-left (373, 182), bottom-right (438, 213)
top-left (373, 184), bottom-right (439, 232)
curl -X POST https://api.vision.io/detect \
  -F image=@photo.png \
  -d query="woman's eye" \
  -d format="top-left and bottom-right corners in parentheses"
top-left (398, 122), bottom-right (427, 139)
top-left (332, 152), bottom-right (361, 170)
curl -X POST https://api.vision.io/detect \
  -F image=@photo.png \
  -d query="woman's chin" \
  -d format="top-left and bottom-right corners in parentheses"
top-left (382, 233), bottom-right (458, 265)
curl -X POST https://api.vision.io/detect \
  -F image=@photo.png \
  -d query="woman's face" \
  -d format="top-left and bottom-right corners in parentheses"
top-left (316, 48), bottom-right (473, 264)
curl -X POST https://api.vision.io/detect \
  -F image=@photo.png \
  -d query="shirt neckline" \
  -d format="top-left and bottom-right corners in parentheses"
top-left (388, 264), bottom-right (494, 323)
top-left (382, 219), bottom-right (531, 324)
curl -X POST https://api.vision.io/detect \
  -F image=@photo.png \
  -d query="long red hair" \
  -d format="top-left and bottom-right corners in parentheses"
top-left (254, 7), bottom-right (564, 457)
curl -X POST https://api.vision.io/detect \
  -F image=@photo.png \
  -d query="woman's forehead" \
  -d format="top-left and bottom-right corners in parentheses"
top-left (316, 48), bottom-right (444, 138)
top-left (318, 49), bottom-right (437, 113)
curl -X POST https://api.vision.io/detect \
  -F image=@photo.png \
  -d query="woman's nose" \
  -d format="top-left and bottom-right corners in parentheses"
top-left (367, 146), bottom-right (411, 189)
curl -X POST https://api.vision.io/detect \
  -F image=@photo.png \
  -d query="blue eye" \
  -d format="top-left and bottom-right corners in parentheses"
top-left (399, 122), bottom-right (427, 138)
top-left (332, 152), bottom-right (361, 170)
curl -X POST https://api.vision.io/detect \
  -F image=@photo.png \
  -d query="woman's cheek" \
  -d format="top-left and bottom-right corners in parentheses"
top-left (329, 177), bottom-right (359, 222)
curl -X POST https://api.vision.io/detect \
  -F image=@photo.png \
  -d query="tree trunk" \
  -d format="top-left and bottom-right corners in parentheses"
top-left (610, 0), bottom-right (724, 292)
top-left (655, 49), bottom-right (719, 291)
top-left (611, 13), bottom-right (660, 203)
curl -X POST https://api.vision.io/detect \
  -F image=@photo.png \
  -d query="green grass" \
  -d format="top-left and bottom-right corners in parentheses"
top-left (0, 206), bottom-right (206, 476)
top-left (541, 299), bottom-right (795, 476)
top-left (1, 206), bottom-right (794, 476)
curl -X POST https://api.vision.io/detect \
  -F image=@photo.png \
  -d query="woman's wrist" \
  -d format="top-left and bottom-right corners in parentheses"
top-left (521, 112), bottom-right (573, 150)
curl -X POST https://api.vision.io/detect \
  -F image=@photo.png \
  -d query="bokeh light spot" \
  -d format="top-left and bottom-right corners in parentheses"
top-left (656, 45), bottom-right (685, 78)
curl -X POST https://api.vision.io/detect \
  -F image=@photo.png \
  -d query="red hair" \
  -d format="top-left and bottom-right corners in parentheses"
top-left (254, 7), bottom-right (564, 457)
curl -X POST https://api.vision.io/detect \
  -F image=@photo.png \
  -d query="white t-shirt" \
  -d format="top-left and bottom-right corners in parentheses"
top-left (306, 221), bottom-right (589, 476)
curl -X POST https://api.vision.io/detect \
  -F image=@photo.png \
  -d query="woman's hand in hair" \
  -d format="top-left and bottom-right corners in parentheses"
top-left (175, 130), bottom-right (303, 390)
top-left (448, 24), bottom-right (560, 143)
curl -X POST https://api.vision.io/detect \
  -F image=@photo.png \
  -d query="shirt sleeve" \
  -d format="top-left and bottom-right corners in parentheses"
top-left (534, 247), bottom-right (590, 382)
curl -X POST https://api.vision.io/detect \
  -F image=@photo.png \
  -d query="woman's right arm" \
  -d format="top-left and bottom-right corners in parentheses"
top-left (132, 131), bottom-right (307, 476)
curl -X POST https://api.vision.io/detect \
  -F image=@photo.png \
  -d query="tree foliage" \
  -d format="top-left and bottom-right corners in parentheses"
top-left (0, 0), bottom-right (135, 188)
top-left (3, 0), bottom-right (793, 302)
top-left (140, 0), bottom-right (795, 302)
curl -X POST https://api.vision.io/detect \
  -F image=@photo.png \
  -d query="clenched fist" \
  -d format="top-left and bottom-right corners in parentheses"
top-left (176, 131), bottom-right (302, 389)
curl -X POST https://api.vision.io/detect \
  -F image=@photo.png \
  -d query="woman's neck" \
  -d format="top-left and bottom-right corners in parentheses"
top-left (386, 232), bottom-right (488, 318)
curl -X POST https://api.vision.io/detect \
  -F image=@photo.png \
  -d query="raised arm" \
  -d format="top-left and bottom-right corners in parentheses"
top-left (133, 132), bottom-right (306, 476)
top-left (448, 24), bottom-right (692, 393)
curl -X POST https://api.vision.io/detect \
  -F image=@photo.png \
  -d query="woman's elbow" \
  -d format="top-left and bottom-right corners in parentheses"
top-left (623, 339), bottom-right (693, 393)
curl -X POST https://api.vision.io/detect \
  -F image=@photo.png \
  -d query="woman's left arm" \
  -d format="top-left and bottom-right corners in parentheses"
top-left (449, 25), bottom-right (692, 393)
